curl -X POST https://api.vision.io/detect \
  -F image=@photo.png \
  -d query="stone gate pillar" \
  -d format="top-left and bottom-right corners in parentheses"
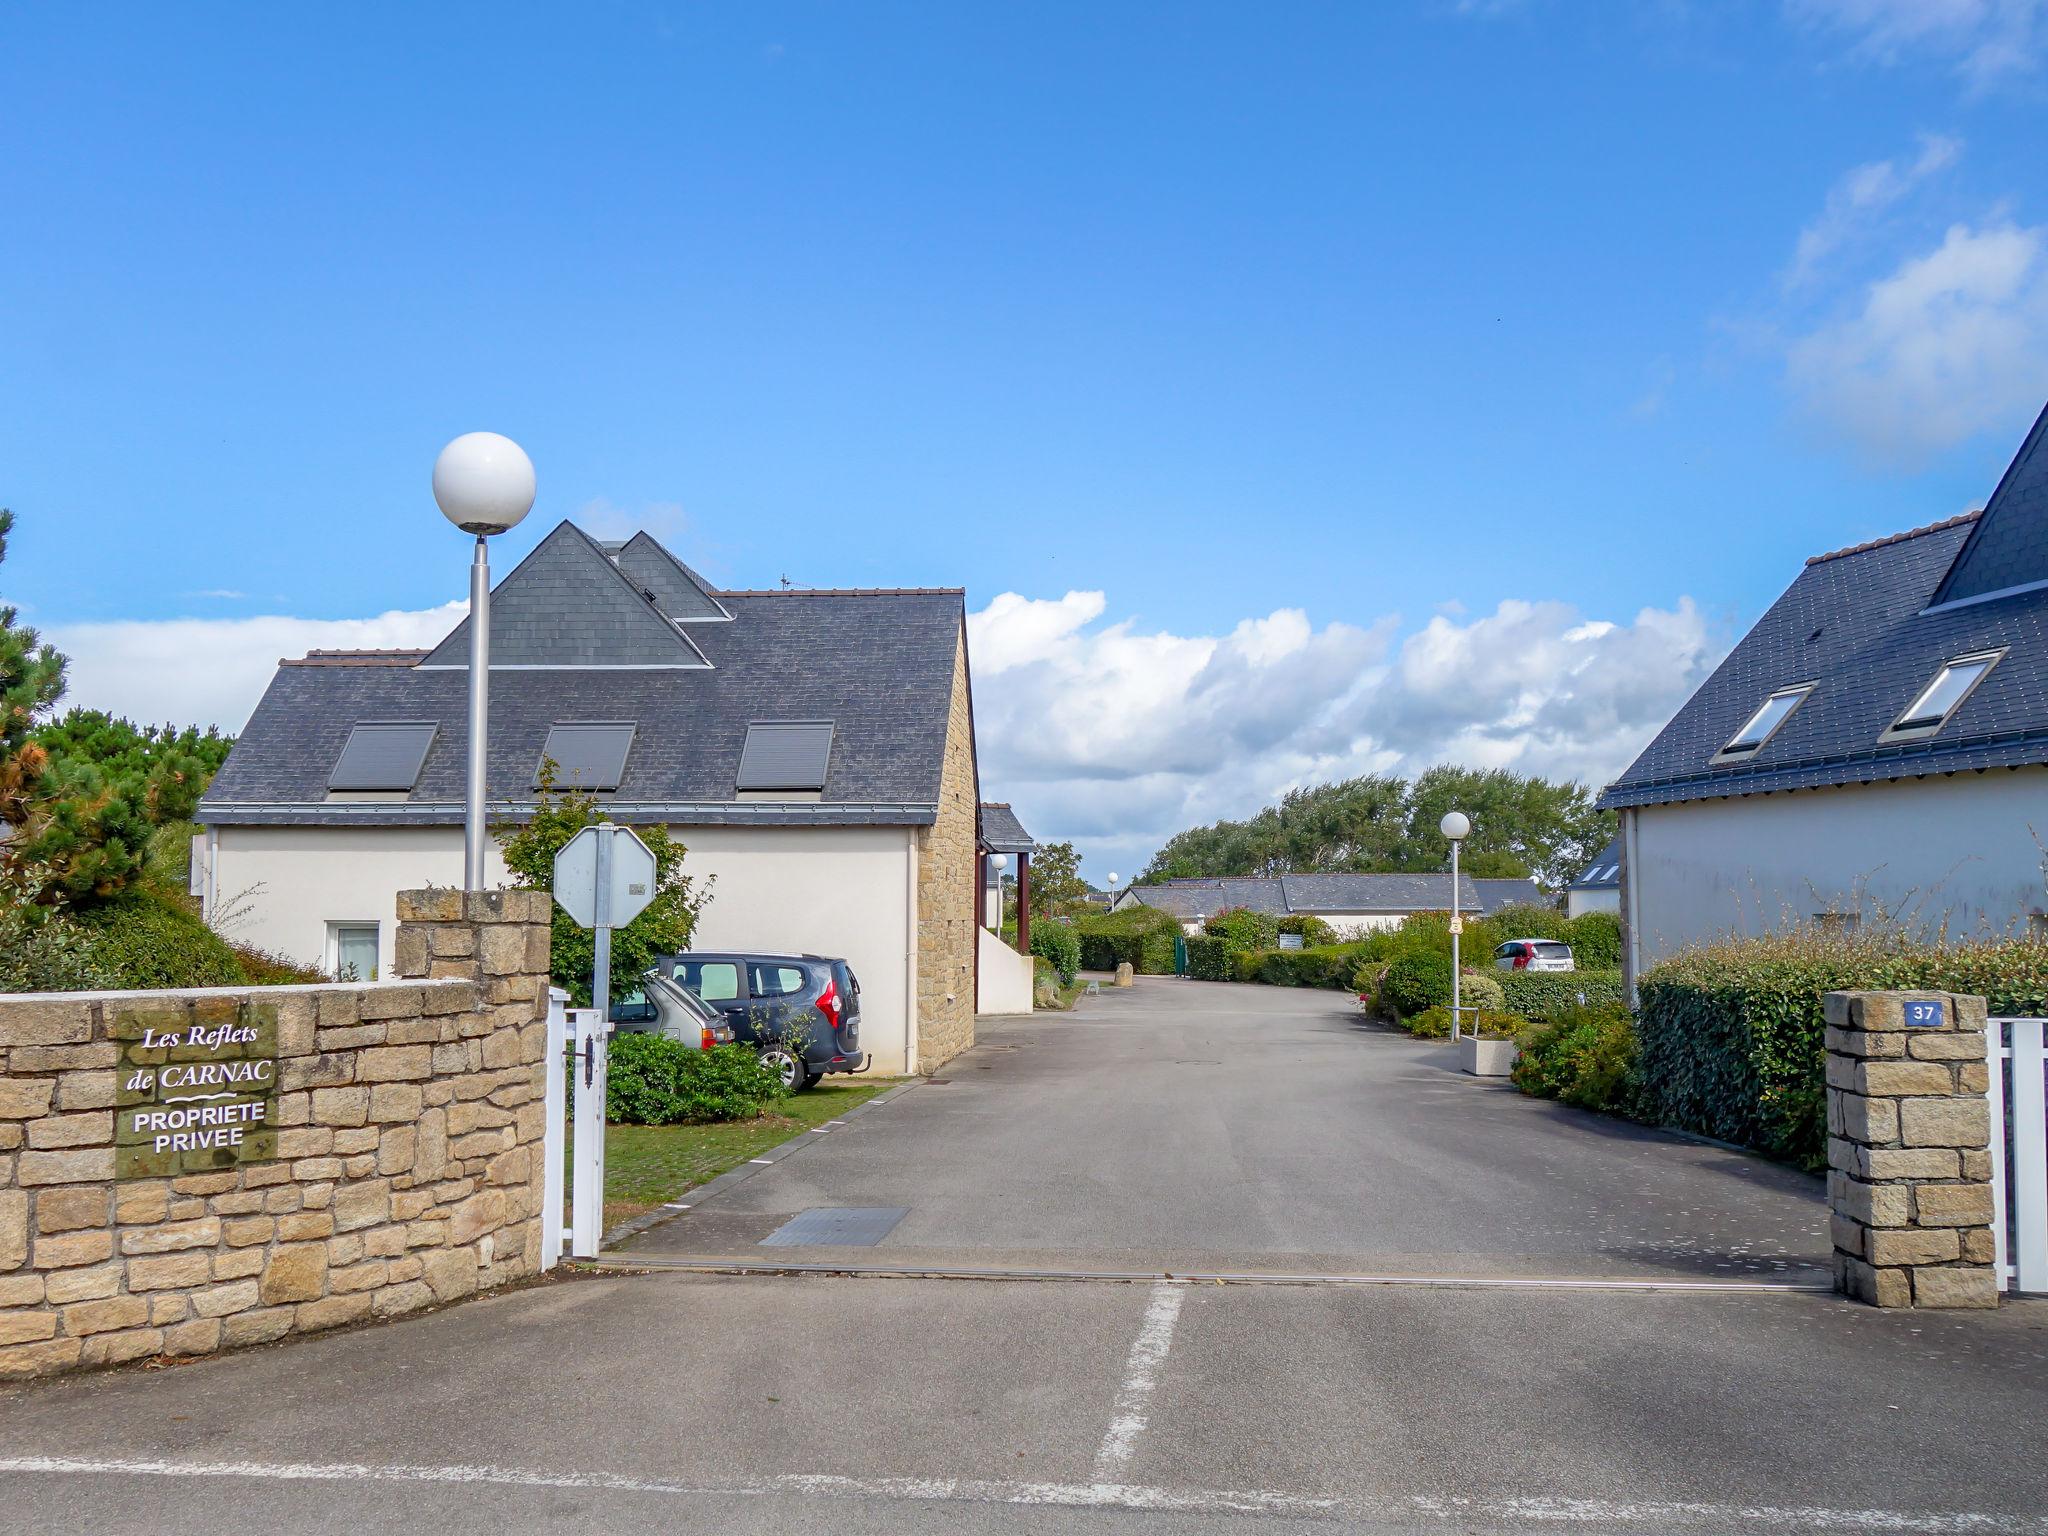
top-left (1825, 990), bottom-right (1997, 1309)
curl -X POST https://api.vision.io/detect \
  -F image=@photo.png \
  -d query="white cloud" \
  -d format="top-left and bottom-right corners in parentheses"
top-left (46, 602), bottom-right (466, 733)
top-left (1786, 218), bottom-right (2048, 462)
top-left (970, 590), bottom-right (1719, 877)
top-left (1784, 134), bottom-right (1962, 290)
top-left (1790, 0), bottom-right (2048, 85)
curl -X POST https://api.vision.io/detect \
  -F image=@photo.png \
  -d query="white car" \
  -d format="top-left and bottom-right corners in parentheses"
top-left (1494, 939), bottom-right (1574, 973)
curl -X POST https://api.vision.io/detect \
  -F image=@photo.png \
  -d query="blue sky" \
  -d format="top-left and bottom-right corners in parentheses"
top-left (4, 3), bottom-right (2046, 872)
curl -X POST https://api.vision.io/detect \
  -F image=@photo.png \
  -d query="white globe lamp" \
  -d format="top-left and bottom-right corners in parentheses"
top-left (1439, 811), bottom-right (1470, 842)
top-left (436, 432), bottom-right (536, 890)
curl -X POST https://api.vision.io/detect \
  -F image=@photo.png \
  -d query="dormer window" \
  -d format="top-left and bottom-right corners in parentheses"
top-left (1711, 684), bottom-right (1813, 765)
top-left (1879, 650), bottom-right (2004, 744)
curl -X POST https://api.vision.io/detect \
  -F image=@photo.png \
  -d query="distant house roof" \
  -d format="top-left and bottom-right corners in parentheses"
top-left (1570, 837), bottom-right (1623, 891)
top-left (1471, 877), bottom-right (1547, 913)
top-left (1602, 401), bottom-right (2048, 812)
top-left (200, 521), bottom-right (966, 829)
top-left (979, 802), bottom-right (1037, 855)
top-left (1124, 872), bottom-right (1484, 919)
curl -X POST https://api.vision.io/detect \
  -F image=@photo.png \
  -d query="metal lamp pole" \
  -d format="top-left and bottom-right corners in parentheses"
top-left (1440, 810), bottom-right (1470, 1040)
top-left (433, 432), bottom-right (537, 891)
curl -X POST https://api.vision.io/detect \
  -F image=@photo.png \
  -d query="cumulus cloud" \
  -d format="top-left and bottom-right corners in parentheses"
top-left (971, 590), bottom-right (1719, 875)
top-left (46, 602), bottom-right (466, 732)
top-left (1790, 0), bottom-right (2048, 84)
top-left (1785, 218), bottom-right (2048, 463)
top-left (1783, 134), bottom-right (1962, 290)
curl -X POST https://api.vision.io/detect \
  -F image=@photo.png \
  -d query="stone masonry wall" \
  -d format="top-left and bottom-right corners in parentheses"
top-left (1825, 989), bottom-right (1998, 1309)
top-left (915, 626), bottom-right (978, 1073)
top-left (0, 888), bottom-right (550, 1380)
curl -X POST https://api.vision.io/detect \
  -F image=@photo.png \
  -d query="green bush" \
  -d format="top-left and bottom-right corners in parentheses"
top-left (1380, 948), bottom-right (1453, 1018)
top-left (1030, 921), bottom-right (1081, 985)
top-left (1404, 1006), bottom-right (1524, 1040)
top-left (74, 892), bottom-right (247, 988)
top-left (1277, 914), bottom-right (1338, 947)
top-left (1351, 959), bottom-right (1390, 1009)
top-left (1184, 933), bottom-right (1234, 981)
top-left (1246, 942), bottom-right (1372, 989)
top-left (605, 1036), bottom-right (790, 1125)
top-left (1637, 931), bottom-right (2048, 1169)
top-left (1498, 967), bottom-right (1626, 1023)
top-left (0, 880), bottom-right (115, 992)
top-left (1513, 1004), bottom-right (1638, 1112)
top-left (1074, 906), bottom-right (1181, 974)
top-left (1204, 907), bottom-right (1281, 954)
top-left (1459, 969), bottom-right (1507, 1011)
top-left (1564, 910), bottom-right (1622, 970)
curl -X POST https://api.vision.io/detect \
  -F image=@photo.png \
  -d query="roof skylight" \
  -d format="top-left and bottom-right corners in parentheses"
top-left (736, 721), bottom-right (834, 792)
top-left (538, 723), bottom-right (636, 790)
top-left (328, 723), bottom-right (437, 792)
top-left (1880, 650), bottom-right (2003, 743)
top-left (1711, 684), bottom-right (1812, 765)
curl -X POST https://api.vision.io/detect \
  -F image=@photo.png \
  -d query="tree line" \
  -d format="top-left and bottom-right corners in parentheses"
top-left (1137, 766), bottom-right (1612, 891)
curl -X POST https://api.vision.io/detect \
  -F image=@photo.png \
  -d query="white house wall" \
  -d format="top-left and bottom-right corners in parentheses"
top-left (209, 822), bottom-right (922, 1075)
top-left (1629, 768), bottom-right (2048, 967)
top-left (1566, 889), bottom-right (1621, 919)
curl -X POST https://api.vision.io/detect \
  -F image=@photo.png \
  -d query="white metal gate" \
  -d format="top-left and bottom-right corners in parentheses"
top-left (540, 987), bottom-right (609, 1269)
top-left (1987, 1016), bottom-right (2047, 1294)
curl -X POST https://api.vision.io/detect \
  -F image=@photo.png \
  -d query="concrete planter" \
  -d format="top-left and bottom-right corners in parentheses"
top-left (1459, 1035), bottom-right (1519, 1078)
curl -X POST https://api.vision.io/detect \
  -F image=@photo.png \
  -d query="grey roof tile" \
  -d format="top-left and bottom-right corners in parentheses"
top-left (979, 802), bottom-right (1037, 854)
top-left (1570, 837), bottom-right (1623, 890)
top-left (1472, 877), bottom-right (1546, 913)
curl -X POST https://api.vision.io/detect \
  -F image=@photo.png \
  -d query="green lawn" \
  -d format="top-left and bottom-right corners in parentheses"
top-left (586, 1076), bottom-right (904, 1232)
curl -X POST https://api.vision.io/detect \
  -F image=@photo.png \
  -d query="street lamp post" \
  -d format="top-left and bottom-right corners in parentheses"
top-left (433, 432), bottom-right (536, 891)
top-left (1440, 810), bottom-right (1470, 1040)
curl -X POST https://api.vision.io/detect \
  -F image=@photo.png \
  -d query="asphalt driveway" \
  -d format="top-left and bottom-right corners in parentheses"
top-left (620, 976), bottom-right (1829, 1281)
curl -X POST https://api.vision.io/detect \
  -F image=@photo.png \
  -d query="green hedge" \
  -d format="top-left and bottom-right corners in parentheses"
top-left (74, 893), bottom-right (248, 989)
top-left (1238, 942), bottom-right (1371, 989)
top-left (1498, 967), bottom-right (1626, 1023)
top-left (1513, 1004), bottom-right (1638, 1112)
top-left (1637, 933), bottom-right (2048, 1169)
top-left (1074, 906), bottom-right (1181, 974)
top-left (1031, 921), bottom-right (1081, 985)
top-left (1277, 914), bottom-right (1338, 946)
top-left (1380, 949), bottom-right (1452, 1017)
top-left (1205, 908), bottom-right (1280, 953)
top-left (1185, 934), bottom-right (1234, 980)
top-left (605, 1036), bottom-right (790, 1125)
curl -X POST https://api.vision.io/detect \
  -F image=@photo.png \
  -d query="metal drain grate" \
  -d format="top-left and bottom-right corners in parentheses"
top-left (759, 1207), bottom-right (909, 1247)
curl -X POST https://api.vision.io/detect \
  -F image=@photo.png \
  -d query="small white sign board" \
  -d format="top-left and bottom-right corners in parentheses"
top-left (552, 823), bottom-right (657, 930)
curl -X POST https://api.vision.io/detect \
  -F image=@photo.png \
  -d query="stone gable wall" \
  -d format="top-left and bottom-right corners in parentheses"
top-left (0, 888), bottom-right (550, 1380)
top-left (915, 627), bottom-right (979, 1073)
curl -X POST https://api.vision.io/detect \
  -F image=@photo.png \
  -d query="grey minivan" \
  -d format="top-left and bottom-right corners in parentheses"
top-left (655, 952), bottom-right (866, 1090)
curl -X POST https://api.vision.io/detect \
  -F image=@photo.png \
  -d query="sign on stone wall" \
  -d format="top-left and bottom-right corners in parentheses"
top-left (112, 999), bottom-right (279, 1178)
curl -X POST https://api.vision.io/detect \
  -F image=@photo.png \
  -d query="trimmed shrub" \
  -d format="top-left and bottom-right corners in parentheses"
top-left (1205, 907), bottom-right (1281, 954)
top-left (1248, 942), bottom-right (1371, 990)
top-left (1498, 967), bottom-right (1626, 1023)
top-left (1380, 948), bottom-right (1452, 1019)
top-left (1513, 1004), bottom-right (1638, 1113)
top-left (1637, 931), bottom-right (2048, 1169)
top-left (605, 1036), bottom-right (790, 1125)
top-left (1458, 969), bottom-right (1507, 1011)
top-left (1185, 933), bottom-right (1234, 981)
top-left (1564, 910), bottom-right (1622, 970)
top-left (1404, 1006), bottom-right (1524, 1040)
top-left (1277, 914), bottom-right (1338, 947)
top-left (1074, 906), bottom-right (1181, 974)
top-left (74, 892), bottom-right (247, 988)
top-left (1031, 921), bottom-right (1081, 985)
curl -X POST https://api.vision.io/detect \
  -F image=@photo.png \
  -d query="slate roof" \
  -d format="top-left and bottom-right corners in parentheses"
top-left (979, 803), bottom-right (1037, 855)
top-left (200, 522), bottom-right (966, 828)
top-left (1125, 872), bottom-right (1483, 919)
top-left (1601, 401), bottom-right (2048, 812)
top-left (1570, 837), bottom-right (1623, 891)
top-left (1472, 877), bottom-right (1547, 913)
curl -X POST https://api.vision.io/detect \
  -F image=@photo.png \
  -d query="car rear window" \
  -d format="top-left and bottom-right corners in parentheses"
top-left (1534, 941), bottom-right (1573, 960)
top-left (835, 962), bottom-right (860, 999)
top-left (677, 960), bottom-right (741, 1001)
top-left (749, 963), bottom-right (810, 999)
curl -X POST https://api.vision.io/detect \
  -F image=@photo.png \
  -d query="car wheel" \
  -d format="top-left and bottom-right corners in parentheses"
top-left (759, 1047), bottom-right (804, 1091)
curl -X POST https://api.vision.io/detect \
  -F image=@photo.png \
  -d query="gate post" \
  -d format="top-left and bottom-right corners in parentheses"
top-left (1825, 990), bottom-right (1997, 1309)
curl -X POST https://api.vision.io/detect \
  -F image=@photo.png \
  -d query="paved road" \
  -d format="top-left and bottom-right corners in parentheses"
top-left (624, 977), bottom-right (1829, 1279)
top-left (6, 978), bottom-right (2044, 1534)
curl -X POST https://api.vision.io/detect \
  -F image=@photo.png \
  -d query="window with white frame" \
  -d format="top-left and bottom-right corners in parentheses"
top-left (1712, 683), bottom-right (1813, 764)
top-left (329, 922), bottom-right (379, 982)
top-left (1879, 649), bottom-right (2004, 743)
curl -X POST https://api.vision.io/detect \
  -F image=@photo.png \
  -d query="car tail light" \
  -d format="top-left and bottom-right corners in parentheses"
top-left (701, 1026), bottom-right (719, 1051)
top-left (817, 977), bottom-right (842, 1031)
top-left (1514, 946), bottom-right (1530, 970)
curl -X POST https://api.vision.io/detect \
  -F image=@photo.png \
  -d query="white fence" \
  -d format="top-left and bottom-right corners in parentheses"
top-left (540, 987), bottom-right (609, 1269)
top-left (1987, 1017), bottom-right (2047, 1295)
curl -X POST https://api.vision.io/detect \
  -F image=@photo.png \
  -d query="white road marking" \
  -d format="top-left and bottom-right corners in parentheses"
top-left (747, 1158), bottom-right (774, 1164)
top-left (660, 1203), bottom-right (691, 1211)
top-left (1090, 1280), bottom-right (1186, 1481)
top-left (0, 1456), bottom-right (2037, 1530)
